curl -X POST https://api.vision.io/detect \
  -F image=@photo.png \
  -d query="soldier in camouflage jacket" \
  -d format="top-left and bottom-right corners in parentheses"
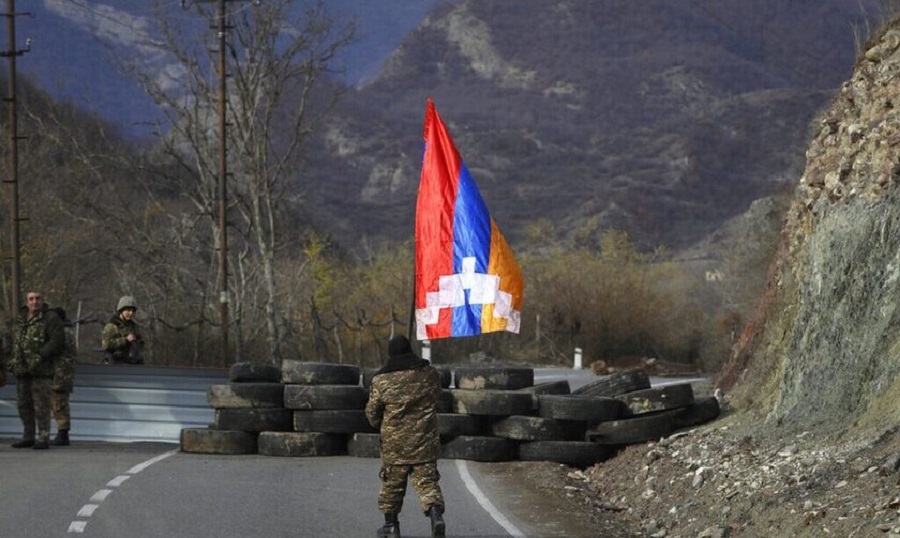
top-left (8, 291), bottom-right (65, 449)
top-left (101, 296), bottom-right (143, 364)
top-left (50, 307), bottom-right (77, 445)
top-left (366, 335), bottom-right (446, 537)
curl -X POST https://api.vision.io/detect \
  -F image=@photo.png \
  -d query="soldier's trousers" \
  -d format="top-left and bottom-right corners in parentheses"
top-left (16, 376), bottom-right (52, 442)
top-left (51, 390), bottom-right (71, 430)
top-left (378, 461), bottom-right (444, 514)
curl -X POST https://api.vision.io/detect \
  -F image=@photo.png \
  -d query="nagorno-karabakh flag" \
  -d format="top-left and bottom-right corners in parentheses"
top-left (414, 99), bottom-right (524, 341)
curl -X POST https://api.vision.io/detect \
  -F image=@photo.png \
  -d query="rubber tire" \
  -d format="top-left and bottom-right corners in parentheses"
top-left (207, 383), bottom-right (285, 409)
top-left (361, 368), bottom-right (377, 389)
top-left (515, 380), bottom-right (572, 412)
top-left (519, 441), bottom-right (618, 468)
top-left (573, 369), bottom-right (651, 397)
top-left (281, 361), bottom-right (360, 385)
top-left (440, 435), bottom-right (518, 462)
top-left (454, 366), bottom-right (534, 390)
top-left (520, 380), bottom-right (571, 396)
top-left (489, 415), bottom-right (585, 441)
top-left (347, 432), bottom-right (381, 458)
top-left (257, 431), bottom-right (347, 457)
top-left (214, 409), bottom-right (293, 432)
top-left (616, 383), bottom-right (695, 415)
top-left (451, 389), bottom-right (535, 416)
top-left (283, 384), bottom-right (367, 410)
top-left (537, 394), bottom-right (625, 424)
top-left (180, 428), bottom-right (258, 455)
top-left (585, 410), bottom-right (678, 445)
top-left (436, 367), bottom-right (452, 388)
top-left (438, 413), bottom-right (486, 439)
top-left (362, 366), bottom-right (451, 389)
top-left (229, 361), bottom-right (281, 383)
top-left (673, 396), bottom-right (721, 430)
top-left (292, 410), bottom-right (377, 434)
top-left (436, 389), bottom-right (454, 413)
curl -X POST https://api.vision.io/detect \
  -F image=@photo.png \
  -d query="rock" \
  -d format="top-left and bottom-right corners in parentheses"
top-left (881, 454), bottom-right (900, 475)
top-left (697, 525), bottom-right (730, 538)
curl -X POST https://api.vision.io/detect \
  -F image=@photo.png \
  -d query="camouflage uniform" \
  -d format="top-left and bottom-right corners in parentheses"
top-left (0, 330), bottom-right (6, 388)
top-left (9, 305), bottom-right (65, 444)
top-left (365, 339), bottom-right (445, 516)
top-left (51, 323), bottom-right (77, 431)
top-left (101, 314), bottom-right (143, 364)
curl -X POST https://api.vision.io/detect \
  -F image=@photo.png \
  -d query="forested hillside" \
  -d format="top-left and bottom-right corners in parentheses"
top-left (0, 0), bottom-right (891, 371)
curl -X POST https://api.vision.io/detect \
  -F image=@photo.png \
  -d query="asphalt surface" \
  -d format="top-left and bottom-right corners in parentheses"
top-left (0, 367), bottom-right (709, 537)
top-left (0, 441), bottom-right (530, 537)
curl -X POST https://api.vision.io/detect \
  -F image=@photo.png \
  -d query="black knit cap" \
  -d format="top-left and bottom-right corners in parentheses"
top-left (388, 335), bottom-right (413, 358)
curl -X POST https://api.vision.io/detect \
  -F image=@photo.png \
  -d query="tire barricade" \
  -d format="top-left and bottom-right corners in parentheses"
top-left (181, 362), bottom-right (720, 468)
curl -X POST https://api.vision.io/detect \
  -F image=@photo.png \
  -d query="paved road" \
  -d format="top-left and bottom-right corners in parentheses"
top-left (0, 367), bottom-right (710, 537)
top-left (0, 441), bottom-right (540, 537)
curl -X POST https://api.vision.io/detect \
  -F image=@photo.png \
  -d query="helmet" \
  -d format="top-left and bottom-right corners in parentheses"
top-left (117, 296), bottom-right (138, 312)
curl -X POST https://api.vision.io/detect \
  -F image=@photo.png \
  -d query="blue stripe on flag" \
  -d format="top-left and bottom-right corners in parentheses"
top-left (452, 162), bottom-right (491, 336)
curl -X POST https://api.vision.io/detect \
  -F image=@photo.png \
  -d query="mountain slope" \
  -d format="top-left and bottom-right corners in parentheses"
top-left (304, 0), bottom-right (880, 252)
top-left (8, 0), bottom-right (887, 254)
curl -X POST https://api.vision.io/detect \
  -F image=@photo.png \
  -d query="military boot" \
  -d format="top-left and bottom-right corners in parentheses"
top-left (33, 432), bottom-right (50, 450)
top-left (376, 512), bottom-right (400, 538)
top-left (427, 505), bottom-right (445, 537)
top-left (53, 429), bottom-right (70, 446)
top-left (11, 438), bottom-right (35, 449)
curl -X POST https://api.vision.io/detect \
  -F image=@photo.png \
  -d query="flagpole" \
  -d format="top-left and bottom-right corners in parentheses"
top-left (406, 255), bottom-right (416, 340)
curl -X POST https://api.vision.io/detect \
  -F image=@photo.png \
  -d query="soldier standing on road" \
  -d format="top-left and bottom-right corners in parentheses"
top-left (50, 307), bottom-right (77, 446)
top-left (365, 334), bottom-right (446, 538)
top-left (0, 328), bottom-right (6, 389)
top-left (8, 291), bottom-right (66, 450)
top-left (102, 296), bottom-right (143, 365)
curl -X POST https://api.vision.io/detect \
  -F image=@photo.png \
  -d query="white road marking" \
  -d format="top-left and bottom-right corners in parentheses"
top-left (76, 505), bottom-right (98, 517)
top-left (67, 521), bottom-right (87, 533)
top-left (68, 449), bottom-right (178, 534)
top-left (107, 475), bottom-right (131, 487)
top-left (455, 459), bottom-right (525, 537)
top-left (89, 489), bottom-right (113, 502)
top-left (127, 450), bottom-right (176, 474)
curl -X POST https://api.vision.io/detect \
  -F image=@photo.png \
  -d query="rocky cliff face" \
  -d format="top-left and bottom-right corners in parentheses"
top-left (727, 16), bottom-right (900, 441)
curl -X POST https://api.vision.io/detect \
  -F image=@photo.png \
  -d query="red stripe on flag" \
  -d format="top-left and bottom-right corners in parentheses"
top-left (415, 99), bottom-right (460, 339)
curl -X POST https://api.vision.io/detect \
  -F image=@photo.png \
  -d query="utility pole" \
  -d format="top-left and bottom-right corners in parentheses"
top-left (1, 0), bottom-right (30, 317)
top-left (190, 0), bottom-right (254, 361)
top-left (216, 0), bottom-right (230, 362)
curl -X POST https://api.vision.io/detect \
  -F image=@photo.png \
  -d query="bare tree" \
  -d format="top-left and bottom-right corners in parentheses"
top-left (121, 0), bottom-right (354, 363)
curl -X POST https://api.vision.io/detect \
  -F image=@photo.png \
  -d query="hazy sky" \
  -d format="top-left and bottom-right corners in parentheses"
top-left (9, 0), bottom-right (441, 138)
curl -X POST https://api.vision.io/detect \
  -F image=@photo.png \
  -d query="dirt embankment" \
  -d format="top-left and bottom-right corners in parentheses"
top-left (489, 410), bottom-right (900, 538)
top-left (488, 16), bottom-right (900, 538)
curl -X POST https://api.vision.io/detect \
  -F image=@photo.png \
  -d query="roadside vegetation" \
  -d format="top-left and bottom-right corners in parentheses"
top-left (0, 1), bottom-right (780, 372)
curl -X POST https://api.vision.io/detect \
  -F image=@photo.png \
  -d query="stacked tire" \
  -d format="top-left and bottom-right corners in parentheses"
top-left (181, 361), bottom-right (284, 454)
top-left (181, 363), bottom-right (721, 469)
top-left (264, 360), bottom-right (372, 457)
top-left (440, 366), bottom-right (536, 463)
top-left (579, 369), bottom-right (721, 446)
top-left (182, 361), bottom-right (372, 457)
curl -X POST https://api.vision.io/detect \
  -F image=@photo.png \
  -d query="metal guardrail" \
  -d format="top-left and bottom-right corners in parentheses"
top-left (0, 363), bottom-right (228, 443)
